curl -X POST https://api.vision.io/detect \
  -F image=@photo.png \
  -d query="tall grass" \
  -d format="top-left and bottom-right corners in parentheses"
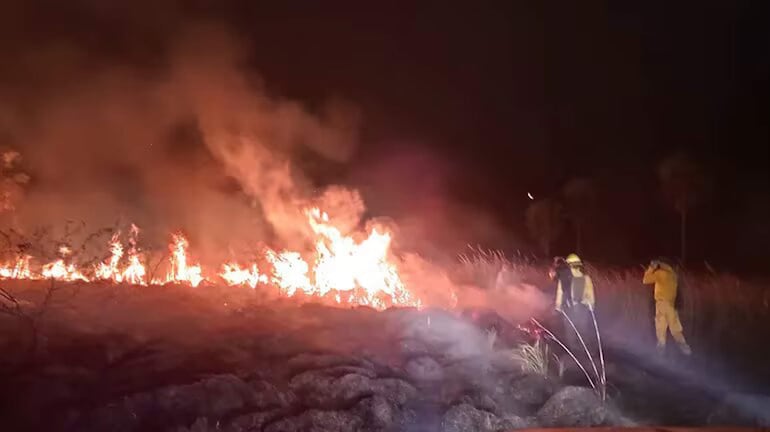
top-left (452, 249), bottom-right (770, 364)
top-left (510, 337), bottom-right (562, 377)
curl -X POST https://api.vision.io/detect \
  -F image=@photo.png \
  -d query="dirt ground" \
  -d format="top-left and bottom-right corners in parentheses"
top-left (0, 281), bottom-right (767, 431)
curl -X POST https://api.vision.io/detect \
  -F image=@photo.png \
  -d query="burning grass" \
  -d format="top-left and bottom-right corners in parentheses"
top-left (0, 206), bottom-right (421, 311)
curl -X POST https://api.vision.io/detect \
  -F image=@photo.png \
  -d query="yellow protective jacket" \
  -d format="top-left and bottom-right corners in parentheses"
top-left (643, 262), bottom-right (677, 303)
top-left (555, 267), bottom-right (595, 311)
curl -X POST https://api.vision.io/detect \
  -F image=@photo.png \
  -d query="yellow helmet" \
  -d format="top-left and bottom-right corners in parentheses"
top-left (565, 253), bottom-right (582, 265)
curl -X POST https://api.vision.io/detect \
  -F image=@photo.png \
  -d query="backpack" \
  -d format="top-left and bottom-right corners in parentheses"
top-left (570, 275), bottom-right (587, 307)
top-left (555, 264), bottom-right (574, 306)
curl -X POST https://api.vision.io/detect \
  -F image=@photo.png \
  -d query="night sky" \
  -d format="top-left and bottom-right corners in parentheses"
top-left (2, 1), bottom-right (769, 273)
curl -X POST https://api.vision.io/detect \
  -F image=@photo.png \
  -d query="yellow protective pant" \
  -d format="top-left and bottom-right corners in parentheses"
top-left (655, 300), bottom-right (691, 353)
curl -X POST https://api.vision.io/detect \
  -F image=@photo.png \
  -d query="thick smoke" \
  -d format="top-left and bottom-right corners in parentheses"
top-left (166, 26), bottom-right (362, 251)
top-left (0, 22), bottom-right (361, 264)
top-left (0, 13), bottom-right (545, 323)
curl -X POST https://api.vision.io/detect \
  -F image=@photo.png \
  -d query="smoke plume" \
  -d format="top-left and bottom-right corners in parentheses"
top-left (0, 8), bottom-right (542, 323)
top-left (0, 20), bottom-right (361, 264)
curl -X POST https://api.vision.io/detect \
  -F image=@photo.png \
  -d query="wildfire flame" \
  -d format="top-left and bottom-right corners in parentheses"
top-left (219, 263), bottom-right (267, 289)
top-left (123, 224), bottom-right (146, 285)
top-left (94, 225), bottom-right (147, 285)
top-left (264, 249), bottom-right (311, 296)
top-left (95, 232), bottom-right (124, 281)
top-left (0, 207), bottom-right (422, 309)
top-left (41, 259), bottom-right (89, 282)
top-left (164, 233), bottom-right (204, 287)
top-left (0, 255), bottom-right (32, 279)
top-left (307, 208), bottom-right (414, 306)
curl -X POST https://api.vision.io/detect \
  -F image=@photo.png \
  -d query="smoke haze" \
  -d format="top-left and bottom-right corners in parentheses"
top-left (0, 3), bottom-right (543, 322)
top-left (0, 17), bottom-right (363, 263)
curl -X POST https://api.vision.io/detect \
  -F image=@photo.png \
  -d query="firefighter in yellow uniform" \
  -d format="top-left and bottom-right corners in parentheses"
top-left (643, 259), bottom-right (692, 355)
top-left (555, 254), bottom-right (596, 351)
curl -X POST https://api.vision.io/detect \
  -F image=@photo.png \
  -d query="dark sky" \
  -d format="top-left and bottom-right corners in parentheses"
top-left (2, 1), bottom-right (769, 272)
top-left (231, 1), bottom-right (769, 272)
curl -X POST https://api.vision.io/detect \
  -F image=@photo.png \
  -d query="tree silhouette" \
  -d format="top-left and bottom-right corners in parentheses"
top-left (658, 152), bottom-right (706, 265)
top-left (525, 198), bottom-right (564, 257)
top-left (563, 177), bottom-right (596, 254)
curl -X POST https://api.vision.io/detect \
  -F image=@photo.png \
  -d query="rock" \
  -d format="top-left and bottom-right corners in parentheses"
top-left (201, 374), bottom-right (257, 417)
top-left (287, 353), bottom-right (371, 372)
top-left (708, 393), bottom-right (770, 427)
top-left (249, 379), bottom-right (296, 409)
top-left (289, 368), bottom-right (417, 408)
top-left (399, 337), bottom-right (431, 357)
top-left (332, 373), bottom-right (378, 403)
top-left (536, 386), bottom-right (616, 428)
top-left (155, 383), bottom-right (208, 421)
top-left (506, 373), bottom-right (557, 409)
top-left (154, 374), bottom-right (256, 419)
top-left (85, 374), bottom-right (262, 431)
top-left (323, 364), bottom-right (379, 379)
top-left (498, 413), bottom-right (532, 429)
top-left (460, 392), bottom-right (499, 415)
top-left (441, 403), bottom-right (529, 432)
top-left (480, 373), bottom-right (555, 417)
top-left (225, 410), bottom-right (281, 432)
top-left (372, 378), bottom-right (418, 405)
top-left (264, 409), bottom-right (363, 432)
top-left (404, 356), bottom-right (444, 382)
top-left (290, 371), bottom-right (372, 407)
top-left (354, 395), bottom-right (397, 430)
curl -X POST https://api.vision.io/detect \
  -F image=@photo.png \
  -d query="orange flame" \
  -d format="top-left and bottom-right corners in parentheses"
top-left (95, 232), bottom-right (123, 281)
top-left (0, 205), bottom-right (422, 308)
top-left (41, 259), bottom-right (89, 282)
top-left (165, 233), bottom-right (203, 287)
top-left (265, 249), bottom-right (312, 296)
top-left (94, 226), bottom-right (147, 285)
top-left (307, 208), bottom-right (416, 307)
top-left (0, 255), bottom-right (32, 279)
top-left (122, 224), bottom-right (146, 285)
top-left (220, 262), bottom-right (267, 288)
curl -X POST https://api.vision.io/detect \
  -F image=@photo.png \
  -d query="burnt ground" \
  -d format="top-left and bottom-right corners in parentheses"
top-left (0, 281), bottom-right (768, 431)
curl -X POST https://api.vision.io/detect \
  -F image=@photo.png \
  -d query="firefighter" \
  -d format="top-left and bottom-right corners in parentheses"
top-left (554, 253), bottom-right (596, 351)
top-left (643, 258), bottom-right (692, 355)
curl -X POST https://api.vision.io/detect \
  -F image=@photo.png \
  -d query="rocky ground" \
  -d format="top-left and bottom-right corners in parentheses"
top-left (0, 282), bottom-right (768, 431)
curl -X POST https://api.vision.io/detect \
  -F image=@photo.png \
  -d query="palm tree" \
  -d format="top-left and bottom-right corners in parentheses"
top-left (563, 177), bottom-right (596, 254)
top-left (658, 152), bottom-right (705, 265)
top-left (525, 198), bottom-right (564, 257)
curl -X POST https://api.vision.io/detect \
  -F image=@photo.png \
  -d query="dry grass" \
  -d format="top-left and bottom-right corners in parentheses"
top-left (452, 249), bottom-right (770, 360)
top-left (510, 338), bottom-right (563, 377)
top-left (455, 245), bottom-right (544, 289)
